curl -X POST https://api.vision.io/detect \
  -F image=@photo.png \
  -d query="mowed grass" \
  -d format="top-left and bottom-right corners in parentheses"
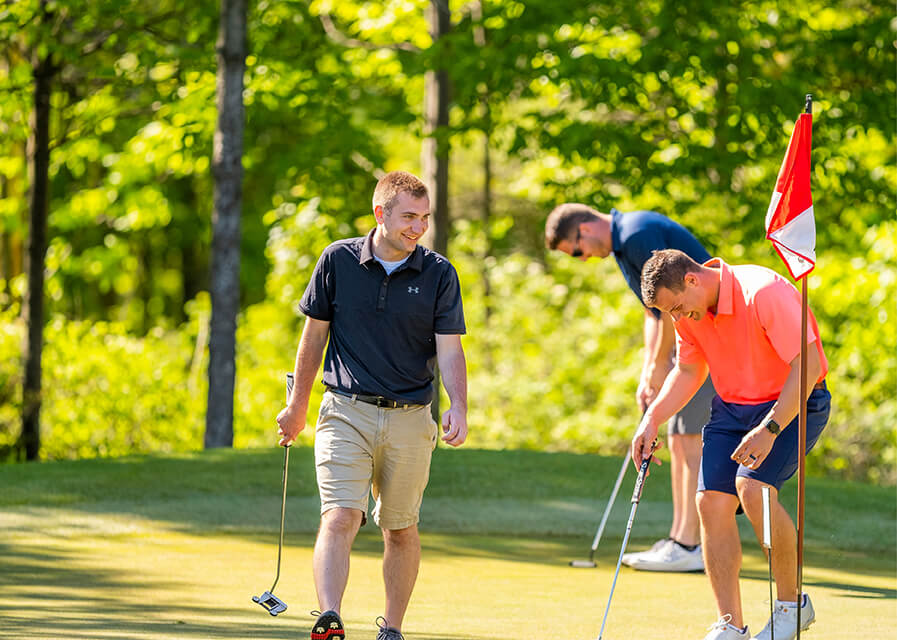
top-left (0, 447), bottom-right (894, 639)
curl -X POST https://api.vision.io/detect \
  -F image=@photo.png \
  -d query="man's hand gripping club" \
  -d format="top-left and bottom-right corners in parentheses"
top-left (630, 412), bottom-right (664, 472)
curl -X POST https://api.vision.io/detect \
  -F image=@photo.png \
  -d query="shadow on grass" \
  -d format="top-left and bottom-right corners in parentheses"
top-left (740, 571), bottom-right (896, 600)
top-left (0, 544), bottom-right (286, 638)
top-left (736, 542), bottom-right (896, 601)
top-left (0, 542), bottom-right (495, 640)
top-left (1, 615), bottom-right (302, 640)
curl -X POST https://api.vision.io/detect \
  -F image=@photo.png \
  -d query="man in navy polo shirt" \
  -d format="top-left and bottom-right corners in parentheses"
top-left (277, 171), bottom-right (468, 640)
top-left (545, 203), bottom-right (714, 572)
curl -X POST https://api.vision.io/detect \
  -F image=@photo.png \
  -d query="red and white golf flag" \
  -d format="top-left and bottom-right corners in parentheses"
top-left (765, 112), bottom-right (815, 279)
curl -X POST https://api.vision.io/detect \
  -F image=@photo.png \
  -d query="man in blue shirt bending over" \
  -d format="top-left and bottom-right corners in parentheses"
top-left (545, 203), bottom-right (715, 572)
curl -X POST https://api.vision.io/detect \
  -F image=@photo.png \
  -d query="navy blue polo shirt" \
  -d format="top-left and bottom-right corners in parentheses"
top-left (610, 209), bottom-right (712, 317)
top-left (299, 230), bottom-right (466, 405)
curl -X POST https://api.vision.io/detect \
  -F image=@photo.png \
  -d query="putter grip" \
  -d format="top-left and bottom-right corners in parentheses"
top-left (283, 373), bottom-right (295, 449)
top-left (630, 439), bottom-right (657, 503)
top-left (630, 457), bottom-right (651, 504)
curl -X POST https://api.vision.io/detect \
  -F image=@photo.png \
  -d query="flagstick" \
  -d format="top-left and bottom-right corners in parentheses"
top-left (796, 92), bottom-right (812, 640)
top-left (796, 275), bottom-right (808, 639)
top-left (762, 486), bottom-right (774, 640)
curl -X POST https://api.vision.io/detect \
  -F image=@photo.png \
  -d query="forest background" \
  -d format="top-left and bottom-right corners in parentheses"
top-left (1, 0), bottom-right (894, 484)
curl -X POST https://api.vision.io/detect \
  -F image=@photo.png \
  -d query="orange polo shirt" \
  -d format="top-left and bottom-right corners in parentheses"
top-left (674, 259), bottom-right (828, 404)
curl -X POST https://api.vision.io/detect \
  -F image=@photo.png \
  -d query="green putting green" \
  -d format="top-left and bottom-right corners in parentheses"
top-left (0, 448), bottom-right (893, 639)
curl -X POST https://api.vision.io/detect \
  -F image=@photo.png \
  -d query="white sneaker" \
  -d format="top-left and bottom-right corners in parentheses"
top-left (621, 537), bottom-right (671, 566)
top-left (627, 540), bottom-right (705, 572)
top-left (753, 594), bottom-right (816, 640)
top-left (703, 615), bottom-right (750, 640)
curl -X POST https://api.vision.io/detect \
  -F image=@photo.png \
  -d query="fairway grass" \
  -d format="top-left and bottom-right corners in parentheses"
top-left (1, 448), bottom-right (894, 639)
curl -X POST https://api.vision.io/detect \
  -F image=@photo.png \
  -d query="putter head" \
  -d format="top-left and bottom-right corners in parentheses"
top-left (252, 591), bottom-right (287, 616)
top-left (569, 560), bottom-right (597, 568)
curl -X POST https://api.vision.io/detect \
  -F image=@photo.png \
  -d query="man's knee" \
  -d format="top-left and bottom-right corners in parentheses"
top-left (696, 490), bottom-right (738, 523)
top-left (321, 507), bottom-right (364, 538)
top-left (735, 477), bottom-right (774, 519)
top-left (382, 524), bottom-right (419, 549)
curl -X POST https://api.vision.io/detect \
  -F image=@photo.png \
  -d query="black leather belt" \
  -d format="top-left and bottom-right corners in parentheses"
top-left (327, 387), bottom-right (416, 409)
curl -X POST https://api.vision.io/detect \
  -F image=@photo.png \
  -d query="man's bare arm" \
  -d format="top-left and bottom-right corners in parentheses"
top-left (276, 317), bottom-right (330, 445)
top-left (435, 333), bottom-right (468, 447)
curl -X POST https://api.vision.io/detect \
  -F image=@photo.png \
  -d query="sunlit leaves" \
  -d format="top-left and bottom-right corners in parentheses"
top-left (311, 0), bottom-right (430, 49)
top-left (0, 0), bottom-right (892, 478)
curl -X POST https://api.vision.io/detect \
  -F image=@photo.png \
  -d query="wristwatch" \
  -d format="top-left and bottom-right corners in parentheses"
top-left (763, 418), bottom-right (781, 435)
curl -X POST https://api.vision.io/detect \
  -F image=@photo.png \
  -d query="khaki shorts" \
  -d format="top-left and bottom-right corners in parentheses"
top-left (314, 391), bottom-right (438, 530)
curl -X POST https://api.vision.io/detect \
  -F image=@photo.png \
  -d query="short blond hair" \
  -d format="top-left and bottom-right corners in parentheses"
top-left (372, 171), bottom-right (429, 213)
top-left (544, 203), bottom-right (599, 249)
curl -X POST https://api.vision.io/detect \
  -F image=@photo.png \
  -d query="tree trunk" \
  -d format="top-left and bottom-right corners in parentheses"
top-left (205, 0), bottom-right (246, 449)
top-left (422, 0), bottom-right (451, 423)
top-left (21, 38), bottom-right (53, 461)
top-left (422, 0), bottom-right (451, 258)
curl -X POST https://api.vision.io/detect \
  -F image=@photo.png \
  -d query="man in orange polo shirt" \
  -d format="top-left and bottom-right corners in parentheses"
top-left (631, 249), bottom-right (831, 640)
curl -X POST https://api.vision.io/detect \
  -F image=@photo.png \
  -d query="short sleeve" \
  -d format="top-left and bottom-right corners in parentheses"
top-left (298, 249), bottom-right (335, 320)
top-left (433, 263), bottom-right (466, 335)
top-left (754, 281), bottom-right (819, 364)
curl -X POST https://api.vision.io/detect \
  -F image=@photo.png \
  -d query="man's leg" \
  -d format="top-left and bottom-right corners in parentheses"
top-left (736, 478), bottom-right (799, 602)
top-left (669, 432), bottom-right (703, 546)
top-left (734, 384), bottom-right (831, 606)
top-left (697, 489), bottom-right (745, 628)
top-left (313, 507), bottom-right (364, 613)
top-left (382, 524), bottom-right (421, 630)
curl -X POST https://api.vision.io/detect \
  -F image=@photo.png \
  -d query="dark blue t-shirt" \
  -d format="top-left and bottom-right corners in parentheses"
top-left (610, 209), bottom-right (712, 317)
top-left (299, 230), bottom-right (466, 405)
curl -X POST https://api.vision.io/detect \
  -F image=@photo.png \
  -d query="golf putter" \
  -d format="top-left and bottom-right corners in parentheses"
top-left (570, 454), bottom-right (629, 568)
top-left (252, 373), bottom-right (294, 616)
top-left (762, 486), bottom-right (775, 640)
top-left (596, 440), bottom-right (657, 640)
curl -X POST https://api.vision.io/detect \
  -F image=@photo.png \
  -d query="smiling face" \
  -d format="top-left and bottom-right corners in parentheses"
top-left (651, 275), bottom-right (708, 322)
top-left (373, 191), bottom-right (430, 260)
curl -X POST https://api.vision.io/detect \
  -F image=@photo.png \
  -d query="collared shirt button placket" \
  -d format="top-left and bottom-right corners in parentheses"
top-left (377, 276), bottom-right (389, 311)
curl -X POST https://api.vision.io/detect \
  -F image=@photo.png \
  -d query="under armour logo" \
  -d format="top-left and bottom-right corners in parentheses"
top-left (408, 286), bottom-right (420, 294)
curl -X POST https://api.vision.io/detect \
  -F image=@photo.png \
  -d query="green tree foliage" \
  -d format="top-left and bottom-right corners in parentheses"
top-left (1, 1), bottom-right (893, 482)
top-left (1, 0), bottom-right (219, 332)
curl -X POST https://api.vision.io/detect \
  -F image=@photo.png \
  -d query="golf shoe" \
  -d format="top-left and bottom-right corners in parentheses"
top-left (702, 614), bottom-right (750, 640)
top-left (753, 593), bottom-right (815, 640)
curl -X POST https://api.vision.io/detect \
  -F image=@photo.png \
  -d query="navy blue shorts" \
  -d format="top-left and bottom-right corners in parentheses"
top-left (698, 383), bottom-right (831, 496)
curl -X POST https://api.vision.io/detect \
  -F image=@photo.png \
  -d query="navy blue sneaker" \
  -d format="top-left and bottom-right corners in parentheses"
top-left (376, 616), bottom-right (404, 640)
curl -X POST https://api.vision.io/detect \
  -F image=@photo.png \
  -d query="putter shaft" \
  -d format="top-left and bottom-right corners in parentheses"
top-left (271, 443), bottom-right (290, 593)
top-left (254, 373), bottom-right (293, 613)
top-left (597, 500), bottom-right (639, 640)
top-left (596, 443), bottom-right (655, 640)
